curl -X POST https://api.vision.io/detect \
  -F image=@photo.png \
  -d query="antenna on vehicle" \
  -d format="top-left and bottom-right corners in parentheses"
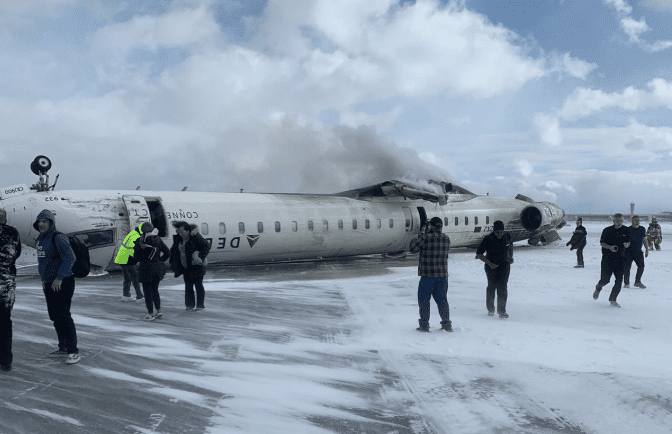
top-left (29, 155), bottom-right (59, 192)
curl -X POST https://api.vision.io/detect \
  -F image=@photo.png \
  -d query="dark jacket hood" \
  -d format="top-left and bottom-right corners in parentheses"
top-left (33, 209), bottom-right (56, 231)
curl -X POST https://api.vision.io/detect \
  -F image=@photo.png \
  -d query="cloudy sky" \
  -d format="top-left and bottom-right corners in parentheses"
top-left (1, 0), bottom-right (671, 213)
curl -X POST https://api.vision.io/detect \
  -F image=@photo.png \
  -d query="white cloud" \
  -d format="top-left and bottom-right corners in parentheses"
top-left (603, 0), bottom-right (633, 14)
top-left (515, 159), bottom-right (534, 177)
top-left (556, 78), bottom-right (672, 120)
top-left (603, 0), bottom-right (672, 52)
top-left (620, 16), bottom-right (650, 43)
top-left (533, 113), bottom-right (563, 147)
top-left (547, 52), bottom-right (598, 80)
top-left (340, 106), bottom-right (403, 132)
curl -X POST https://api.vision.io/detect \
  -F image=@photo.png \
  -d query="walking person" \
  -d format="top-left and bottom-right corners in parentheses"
top-left (623, 215), bottom-right (648, 289)
top-left (409, 217), bottom-right (452, 332)
top-left (593, 214), bottom-right (630, 308)
top-left (646, 217), bottom-right (662, 251)
top-left (133, 223), bottom-right (170, 321)
top-left (114, 223), bottom-right (146, 302)
top-left (169, 221), bottom-right (211, 311)
top-left (476, 220), bottom-right (514, 318)
top-left (566, 218), bottom-right (587, 268)
top-left (0, 209), bottom-right (21, 372)
top-left (34, 209), bottom-right (80, 365)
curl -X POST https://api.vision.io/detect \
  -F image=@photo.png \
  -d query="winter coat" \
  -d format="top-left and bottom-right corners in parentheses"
top-left (169, 225), bottom-right (211, 280)
top-left (566, 233), bottom-right (586, 250)
top-left (133, 234), bottom-right (170, 283)
top-left (33, 209), bottom-right (76, 282)
top-left (0, 223), bottom-right (21, 276)
top-left (114, 226), bottom-right (144, 265)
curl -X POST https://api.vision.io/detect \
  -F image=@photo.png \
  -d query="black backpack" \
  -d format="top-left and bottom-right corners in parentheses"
top-left (52, 232), bottom-right (91, 278)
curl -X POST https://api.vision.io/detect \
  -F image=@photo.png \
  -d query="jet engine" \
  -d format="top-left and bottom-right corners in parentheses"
top-left (519, 200), bottom-right (566, 245)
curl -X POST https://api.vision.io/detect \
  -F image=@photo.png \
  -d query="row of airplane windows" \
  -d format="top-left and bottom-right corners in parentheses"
top-left (198, 216), bottom-right (491, 236)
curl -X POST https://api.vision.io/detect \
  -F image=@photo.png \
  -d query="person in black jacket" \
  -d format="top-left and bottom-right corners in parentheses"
top-left (476, 220), bottom-right (514, 318)
top-left (593, 214), bottom-right (630, 308)
top-left (566, 218), bottom-right (587, 268)
top-left (133, 222), bottom-right (170, 320)
top-left (0, 209), bottom-right (21, 372)
top-left (169, 221), bottom-right (211, 311)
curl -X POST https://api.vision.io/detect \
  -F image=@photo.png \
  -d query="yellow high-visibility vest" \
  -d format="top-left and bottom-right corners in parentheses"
top-left (114, 227), bottom-right (143, 265)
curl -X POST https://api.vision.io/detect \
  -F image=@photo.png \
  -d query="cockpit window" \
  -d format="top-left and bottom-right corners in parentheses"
top-left (72, 230), bottom-right (114, 249)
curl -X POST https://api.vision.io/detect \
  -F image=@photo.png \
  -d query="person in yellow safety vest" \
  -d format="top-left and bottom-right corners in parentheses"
top-left (114, 222), bottom-right (151, 302)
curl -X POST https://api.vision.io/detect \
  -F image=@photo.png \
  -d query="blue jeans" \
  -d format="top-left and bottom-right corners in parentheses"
top-left (417, 277), bottom-right (450, 329)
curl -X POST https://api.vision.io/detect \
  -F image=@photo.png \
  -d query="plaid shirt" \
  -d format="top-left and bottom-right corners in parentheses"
top-left (409, 230), bottom-right (450, 277)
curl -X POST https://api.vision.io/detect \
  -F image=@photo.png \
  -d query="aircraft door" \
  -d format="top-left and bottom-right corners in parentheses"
top-left (122, 195), bottom-right (151, 229)
top-left (402, 207), bottom-right (413, 232)
top-left (417, 206), bottom-right (427, 231)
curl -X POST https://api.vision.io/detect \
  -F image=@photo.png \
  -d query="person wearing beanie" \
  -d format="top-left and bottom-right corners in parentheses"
top-left (476, 220), bottom-right (513, 318)
top-left (409, 216), bottom-right (452, 332)
top-left (566, 218), bottom-right (587, 268)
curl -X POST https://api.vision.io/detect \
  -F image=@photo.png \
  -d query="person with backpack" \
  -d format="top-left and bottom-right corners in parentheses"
top-left (0, 209), bottom-right (21, 373)
top-left (133, 222), bottom-right (170, 321)
top-left (476, 220), bottom-right (514, 319)
top-left (169, 221), bottom-right (211, 311)
top-left (34, 209), bottom-right (80, 365)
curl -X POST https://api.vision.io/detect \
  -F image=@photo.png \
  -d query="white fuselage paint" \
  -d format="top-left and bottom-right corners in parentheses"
top-left (0, 189), bottom-right (564, 271)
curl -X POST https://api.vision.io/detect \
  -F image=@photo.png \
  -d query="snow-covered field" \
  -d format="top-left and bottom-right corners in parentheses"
top-left (3, 222), bottom-right (672, 434)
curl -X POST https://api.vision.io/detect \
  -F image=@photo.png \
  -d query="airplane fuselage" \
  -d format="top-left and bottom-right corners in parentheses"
top-left (1, 186), bottom-right (565, 271)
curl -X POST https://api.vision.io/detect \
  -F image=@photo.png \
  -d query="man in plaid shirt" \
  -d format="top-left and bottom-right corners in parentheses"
top-left (409, 217), bottom-right (452, 332)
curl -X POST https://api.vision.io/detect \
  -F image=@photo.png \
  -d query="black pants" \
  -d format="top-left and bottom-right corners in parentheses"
top-left (43, 276), bottom-right (78, 354)
top-left (142, 280), bottom-right (161, 314)
top-left (0, 277), bottom-right (15, 368)
top-left (121, 263), bottom-right (143, 298)
top-left (485, 263), bottom-right (510, 314)
top-left (597, 255), bottom-right (623, 301)
top-left (184, 274), bottom-right (205, 309)
top-left (623, 250), bottom-right (644, 285)
top-left (576, 245), bottom-right (585, 266)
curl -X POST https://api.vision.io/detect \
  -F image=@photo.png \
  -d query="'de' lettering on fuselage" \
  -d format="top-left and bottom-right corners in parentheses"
top-left (1, 156), bottom-right (566, 271)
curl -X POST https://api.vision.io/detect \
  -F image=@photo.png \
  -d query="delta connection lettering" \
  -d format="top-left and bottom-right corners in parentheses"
top-left (205, 235), bottom-right (260, 250)
top-left (166, 210), bottom-right (199, 219)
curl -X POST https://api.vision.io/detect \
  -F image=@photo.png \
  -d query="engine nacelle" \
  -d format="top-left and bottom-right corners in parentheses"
top-left (520, 201), bottom-right (566, 233)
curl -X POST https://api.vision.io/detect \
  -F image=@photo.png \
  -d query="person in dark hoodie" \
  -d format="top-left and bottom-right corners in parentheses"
top-left (0, 208), bottom-right (21, 373)
top-left (476, 220), bottom-right (514, 319)
top-left (566, 218), bottom-right (587, 268)
top-left (169, 221), bottom-right (211, 311)
top-left (34, 209), bottom-right (80, 365)
top-left (133, 222), bottom-right (170, 321)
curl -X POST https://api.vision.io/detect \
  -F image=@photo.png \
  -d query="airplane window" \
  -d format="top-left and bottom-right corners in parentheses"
top-left (389, 219), bottom-right (394, 228)
top-left (352, 219), bottom-right (357, 230)
top-left (257, 222), bottom-right (264, 233)
top-left (365, 219), bottom-right (370, 229)
top-left (486, 216), bottom-right (490, 224)
top-left (72, 230), bottom-right (114, 249)
top-left (465, 217), bottom-right (468, 225)
top-left (475, 216), bottom-right (479, 225)
top-left (444, 217), bottom-right (448, 227)
top-left (219, 222), bottom-right (226, 234)
top-left (238, 222), bottom-right (245, 234)
top-left (275, 221), bottom-right (281, 232)
top-left (201, 223), bottom-right (209, 235)
top-left (376, 219), bottom-right (381, 229)
top-left (323, 220), bottom-right (328, 231)
top-left (308, 221), bottom-right (313, 231)
top-left (455, 217), bottom-right (459, 226)
top-left (292, 221), bottom-right (298, 232)
top-left (405, 219), bottom-right (410, 228)
top-left (338, 220), bottom-right (343, 230)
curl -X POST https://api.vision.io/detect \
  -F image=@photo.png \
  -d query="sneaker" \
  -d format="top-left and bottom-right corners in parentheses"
top-left (0, 364), bottom-right (11, 373)
top-left (154, 309), bottom-right (162, 318)
top-left (136, 295), bottom-right (145, 301)
top-left (610, 301), bottom-right (621, 308)
top-left (593, 286), bottom-right (601, 300)
top-left (441, 324), bottom-right (453, 332)
top-left (194, 307), bottom-right (205, 311)
top-left (143, 313), bottom-right (155, 321)
top-left (121, 296), bottom-right (134, 302)
top-left (185, 307), bottom-right (194, 312)
top-left (499, 312), bottom-right (509, 319)
top-left (574, 265), bottom-right (584, 268)
top-left (634, 282), bottom-right (646, 289)
top-left (47, 349), bottom-right (68, 358)
top-left (416, 327), bottom-right (430, 333)
top-left (487, 311), bottom-right (495, 316)
top-left (64, 354), bottom-right (81, 365)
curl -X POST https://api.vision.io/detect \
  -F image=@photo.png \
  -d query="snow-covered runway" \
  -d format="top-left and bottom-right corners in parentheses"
top-left (2, 223), bottom-right (671, 433)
